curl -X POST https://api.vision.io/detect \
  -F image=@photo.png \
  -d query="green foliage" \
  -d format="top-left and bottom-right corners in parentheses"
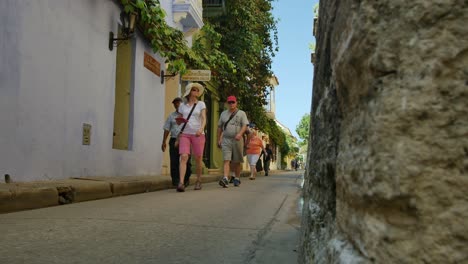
top-left (201, 0), bottom-right (288, 160)
top-left (121, 0), bottom-right (204, 74)
top-left (296, 113), bottom-right (310, 146)
top-left (204, 0), bottom-right (279, 130)
top-left (286, 136), bottom-right (299, 156)
top-left (308, 42), bottom-right (316, 51)
top-left (121, 0), bottom-right (287, 159)
top-left (313, 3), bottom-right (319, 17)
top-left (191, 24), bottom-right (236, 75)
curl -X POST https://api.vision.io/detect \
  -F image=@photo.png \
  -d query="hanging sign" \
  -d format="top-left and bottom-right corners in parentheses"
top-left (144, 52), bottom-right (161, 76)
top-left (181, 70), bottom-right (211, 81)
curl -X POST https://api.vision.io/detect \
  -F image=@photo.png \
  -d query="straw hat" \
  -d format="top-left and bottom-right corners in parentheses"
top-left (183, 83), bottom-right (205, 98)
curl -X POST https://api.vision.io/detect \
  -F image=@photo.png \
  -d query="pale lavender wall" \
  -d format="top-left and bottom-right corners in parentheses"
top-left (0, 0), bottom-right (171, 181)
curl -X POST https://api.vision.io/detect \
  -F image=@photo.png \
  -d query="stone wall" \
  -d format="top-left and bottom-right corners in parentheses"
top-left (299, 0), bottom-right (468, 263)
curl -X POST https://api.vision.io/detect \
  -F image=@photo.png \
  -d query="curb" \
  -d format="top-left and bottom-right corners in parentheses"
top-left (0, 171), bottom-right (257, 214)
top-left (0, 185), bottom-right (59, 213)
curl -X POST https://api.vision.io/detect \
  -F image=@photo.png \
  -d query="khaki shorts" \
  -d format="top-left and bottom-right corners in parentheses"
top-left (222, 137), bottom-right (244, 163)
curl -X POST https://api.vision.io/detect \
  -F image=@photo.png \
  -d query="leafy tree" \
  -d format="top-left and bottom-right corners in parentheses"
top-left (296, 113), bottom-right (310, 146)
top-left (314, 3), bottom-right (319, 17)
top-left (286, 136), bottom-right (299, 156)
top-left (123, 0), bottom-right (287, 159)
top-left (203, 0), bottom-right (279, 127)
top-left (198, 0), bottom-right (289, 163)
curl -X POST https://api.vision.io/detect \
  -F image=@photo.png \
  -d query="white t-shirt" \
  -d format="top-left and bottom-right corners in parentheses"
top-left (178, 101), bottom-right (206, 135)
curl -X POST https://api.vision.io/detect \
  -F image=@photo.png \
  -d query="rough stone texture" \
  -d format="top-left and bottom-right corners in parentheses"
top-left (15, 180), bottom-right (114, 203)
top-left (300, 0), bottom-right (468, 263)
top-left (57, 180), bottom-right (113, 202)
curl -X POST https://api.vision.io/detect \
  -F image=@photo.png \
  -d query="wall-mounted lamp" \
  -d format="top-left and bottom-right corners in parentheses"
top-left (109, 11), bottom-right (137, 51)
top-left (160, 70), bottom-right (177, 84)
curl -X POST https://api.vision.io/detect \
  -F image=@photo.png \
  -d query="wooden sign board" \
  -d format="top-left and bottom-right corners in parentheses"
top-left (181, 70), bottom-right (211, 81)
top-left (144, 52), bottom-right (161, 76)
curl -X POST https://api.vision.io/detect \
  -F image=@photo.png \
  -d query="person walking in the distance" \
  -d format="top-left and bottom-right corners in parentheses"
top-left (161, 97), bottom-right (191, 188)
top-left (263, 144), bottom-right (274, 176)
top-left (217, 95), bottom-right (249, 187)
top-left (176, 83), bottom-right (207, 192)
top-left (245, 129), bottom-right (264, 180)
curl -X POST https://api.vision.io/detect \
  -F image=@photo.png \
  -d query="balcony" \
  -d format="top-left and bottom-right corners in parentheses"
top-left (173, 0), bottom-right (204, 33)
top-left (202, 0), bottom-right (225, 17)
top-left (265, 76), bottom-right (279, 119)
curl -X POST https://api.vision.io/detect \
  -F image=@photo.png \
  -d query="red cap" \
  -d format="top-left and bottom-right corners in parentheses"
top-left (227, 96), bottom-right (237, 102)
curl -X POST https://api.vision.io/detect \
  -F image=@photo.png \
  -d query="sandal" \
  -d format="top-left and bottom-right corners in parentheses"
top-left (194, 181), bottom-right (202, 190)
top-left (176, 183), bottom-right (185, 192)
top-left (249, 177), bottom-right (255, 180)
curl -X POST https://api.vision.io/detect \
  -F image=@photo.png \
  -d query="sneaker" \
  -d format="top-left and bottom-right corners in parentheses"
top-left (233, 178), bottom-right (240, 187)
top-left (219, 177), bottom-right (229, 188)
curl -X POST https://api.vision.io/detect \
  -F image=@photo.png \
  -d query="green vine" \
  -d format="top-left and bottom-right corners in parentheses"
top-left (191, 24), bottom-right (236, 77)
top-left (119, 0), bottom-right (292, 162)
top-left (120, 0), bottom-right (205, 74)
top-left (203, 0), bottom-right (278, 116)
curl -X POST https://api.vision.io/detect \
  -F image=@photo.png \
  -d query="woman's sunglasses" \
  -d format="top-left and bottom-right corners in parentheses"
top-left (227, 101), bottom-right (236, 104)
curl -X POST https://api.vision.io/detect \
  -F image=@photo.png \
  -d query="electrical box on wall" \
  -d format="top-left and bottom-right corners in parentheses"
top-left (82, 123), bottom-right (91, 145)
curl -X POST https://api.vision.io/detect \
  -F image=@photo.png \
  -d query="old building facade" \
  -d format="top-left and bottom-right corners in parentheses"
top-left (0, 0), bottom-right (203, 182)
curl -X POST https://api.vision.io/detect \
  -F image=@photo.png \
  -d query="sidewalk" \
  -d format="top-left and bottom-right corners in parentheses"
top-left (0, 171), bottom-right (257, 214)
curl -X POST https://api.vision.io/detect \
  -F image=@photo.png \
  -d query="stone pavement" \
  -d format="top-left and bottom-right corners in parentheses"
top-left (0, 171), bottom-right (259, 214)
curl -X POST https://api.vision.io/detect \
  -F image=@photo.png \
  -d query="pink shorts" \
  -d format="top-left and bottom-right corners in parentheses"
top-left (178, 134), bottom-right (206, 157)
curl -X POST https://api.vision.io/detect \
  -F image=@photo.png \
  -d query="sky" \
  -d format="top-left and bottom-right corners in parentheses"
top-left (271, 0), bottom-right (318, 140)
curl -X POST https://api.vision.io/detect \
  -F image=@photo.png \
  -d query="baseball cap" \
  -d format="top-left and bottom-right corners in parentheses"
top-left (227, 95), bottom-right (237, 102)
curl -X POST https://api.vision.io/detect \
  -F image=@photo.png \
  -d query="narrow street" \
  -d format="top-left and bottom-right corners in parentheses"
top-left (0, 171), bottom-right (303, 264)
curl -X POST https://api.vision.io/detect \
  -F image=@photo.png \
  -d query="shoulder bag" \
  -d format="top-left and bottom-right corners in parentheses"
top-left (223, 110), bottom-right (239, 131)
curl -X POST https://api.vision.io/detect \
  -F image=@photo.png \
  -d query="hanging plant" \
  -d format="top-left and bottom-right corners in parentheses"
top-left (120, 0), bottom-right (205, 74)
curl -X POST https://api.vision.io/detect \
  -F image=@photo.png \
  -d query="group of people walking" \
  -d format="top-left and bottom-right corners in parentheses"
top-left (290, 158), bottom-right (301, 171)
top-left (161, 83), bottom-right (274, 192)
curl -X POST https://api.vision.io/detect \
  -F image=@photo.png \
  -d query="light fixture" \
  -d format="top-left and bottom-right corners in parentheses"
top-left (109, 11), bottom-right (137, 51)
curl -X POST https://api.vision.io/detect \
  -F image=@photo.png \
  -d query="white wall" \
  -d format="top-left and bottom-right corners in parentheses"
top-left (0, 0), bottom-right (168, 181)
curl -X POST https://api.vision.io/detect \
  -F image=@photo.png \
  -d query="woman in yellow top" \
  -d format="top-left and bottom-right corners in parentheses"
top-left (245, 129), bottom-right (265, 180)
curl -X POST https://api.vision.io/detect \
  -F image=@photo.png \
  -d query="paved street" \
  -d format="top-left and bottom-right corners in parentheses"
top-left (0, 171), bottom-right (303, 264)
